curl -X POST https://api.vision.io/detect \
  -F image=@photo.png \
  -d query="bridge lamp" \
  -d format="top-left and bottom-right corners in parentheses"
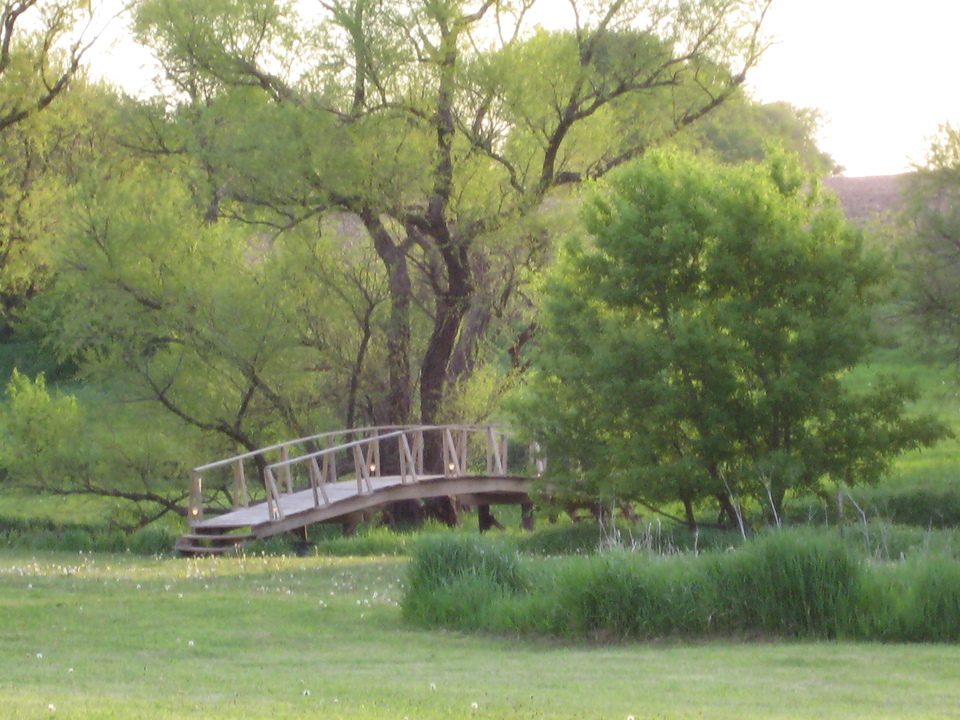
top-left (369, 463), bottom-right (377, 474)
top-left (448, 462), bottom-right (456, 472)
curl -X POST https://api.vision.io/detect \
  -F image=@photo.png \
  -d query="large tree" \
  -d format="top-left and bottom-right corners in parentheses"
top-left (0, 1), bottom-right (118, 325)
top-left (512, 150), bottom-right (947, 526)
top-left (0, 0), bottom-right (105, 133)
top-left (129, 0), bottom-right (773, 429)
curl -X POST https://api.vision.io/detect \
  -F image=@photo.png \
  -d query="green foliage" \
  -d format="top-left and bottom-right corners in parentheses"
top-left (906, 555), bottom-right (960, 641)
top-left (29, 158), bottom-right (350, 455)
top-left (0, 513), bottom-right (179, 554)
top-left (0, 370), bottom-right (194, 525)
top-left (513, 150), bottom-right (949, 522)
top-left (706, 531), bottom-right (859, 638)
top-left (0, 68), bottom-right (117, 326)
top-left (403, 528), bottom-right (960, 643)
top-left (688, 99), bottom-right (840, 175)
top-left (514, 519), bottom-right (743, 556)
top-left (406, 533), bottom-right (527, 593)
top-left (0, 370), bottom-right (80, 479)
top-left (403, 533), bottom-right (528, 628)
top-left (550, 552), bottom-right (704, 638)
top-left (122, 0), bottom-right (775, 430)
top-left (901, 123), bottom-right (960, 364)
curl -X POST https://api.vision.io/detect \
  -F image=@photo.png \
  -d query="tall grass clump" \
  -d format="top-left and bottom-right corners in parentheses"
top-left (0, 516), bottom-right (153, 553)
top-left (904, 555), bottom-right (960, 641)
top-left (403, 534), bottom-right (528, 629)
top-left (516, 519), bottom-right (743, 556)
top-left (403, 526), bottom-right (960, 643)
top-left (706, 531), bottom-right (859, 638)
top-left (550, 553), bottom-right (704, 639)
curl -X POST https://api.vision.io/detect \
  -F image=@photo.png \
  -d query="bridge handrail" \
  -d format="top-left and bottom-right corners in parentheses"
top-left (265, 429), bottom-right (410, 471)
top-left (189, 424), bottom-right (513, 523)
top-left (263, 424), bottom-right (508, 471)
top-left (191, 424), bottom-right (437, 474)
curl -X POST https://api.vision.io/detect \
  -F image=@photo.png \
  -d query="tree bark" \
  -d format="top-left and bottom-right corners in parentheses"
top-left (360, 209), bottom-right (412, 425)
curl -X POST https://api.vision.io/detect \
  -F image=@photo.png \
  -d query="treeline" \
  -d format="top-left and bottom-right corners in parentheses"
top-left (0, 0), bottom-right (958, 532)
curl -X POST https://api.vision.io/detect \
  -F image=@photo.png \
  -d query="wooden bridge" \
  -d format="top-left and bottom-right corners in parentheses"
top-left (175, 424), bottom-right (541, 555)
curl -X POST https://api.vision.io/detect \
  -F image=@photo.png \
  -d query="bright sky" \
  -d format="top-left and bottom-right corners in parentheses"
top-left (90, 0), bottom-right (959, 179)
top-left (746, 0), bottom-right (960, 177)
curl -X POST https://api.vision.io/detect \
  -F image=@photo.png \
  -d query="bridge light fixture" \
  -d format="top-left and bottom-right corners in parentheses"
top-left (448, 462), bottom-right (455, 472)
top-left (369, 463), bottom-right (377, 473)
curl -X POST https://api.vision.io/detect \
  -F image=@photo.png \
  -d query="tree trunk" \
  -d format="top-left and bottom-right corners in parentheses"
top-left (360, 209), bottom-right (412, 425)
top-left (420, 288), bottom-right (471, 425)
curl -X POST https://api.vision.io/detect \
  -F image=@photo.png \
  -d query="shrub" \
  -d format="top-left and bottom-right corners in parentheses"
top-left (403, 527), bottom-right (960, 644)
top-left (551, 553), bottom-right (704, 639)
top-left (403, 534), bottom-right (528, 627)
top-left (905, 555), bottom-right (960, 642)
top-left (706, 531), bottom-right (859, 638)
top-left (127, 527), bottom-right (179, 555)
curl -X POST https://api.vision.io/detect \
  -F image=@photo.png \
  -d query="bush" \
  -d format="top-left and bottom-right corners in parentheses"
top-left (403, 534), bottom-right (528, 628)
top-left (127, 527), bottom-right (179, 555)
top-left (905, 555), bottom-right (960, 641)
top-left (551, 553), bottom-right (704, 639)
top-left (404, 528), bottom-right (877, 641)
top-left (706, 531), bottom-right (860, 638)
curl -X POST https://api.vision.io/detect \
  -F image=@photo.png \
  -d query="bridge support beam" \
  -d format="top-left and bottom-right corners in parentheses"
top-left (477, 504), bottom-right (503, 533)
top-left (521, 502), bottom-right (535, 531)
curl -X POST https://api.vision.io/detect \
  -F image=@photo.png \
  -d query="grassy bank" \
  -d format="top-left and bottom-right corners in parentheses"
top-left (402, 530), bottom-right (960, 643)
top-left (3, 550), bottom-right (960, 719)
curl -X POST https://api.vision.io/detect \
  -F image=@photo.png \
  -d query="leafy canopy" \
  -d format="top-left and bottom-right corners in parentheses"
top-left (901, 123), bottom-right (960, 364)
top-left (513, 150), bottom-right (948, 525)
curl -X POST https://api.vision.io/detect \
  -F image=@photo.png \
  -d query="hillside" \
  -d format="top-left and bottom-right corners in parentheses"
top-left (823, 173), bottom-right (911, 226)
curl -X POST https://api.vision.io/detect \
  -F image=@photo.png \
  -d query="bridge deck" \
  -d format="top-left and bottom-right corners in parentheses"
top-left (194, 474), bottom-right (444, 531)
top-left (192, 473), bottom-right (530, 535)
top-left (178, 424), bottom-right (538, 554)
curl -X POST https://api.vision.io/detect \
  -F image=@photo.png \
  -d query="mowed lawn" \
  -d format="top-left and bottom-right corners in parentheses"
top-left (2, 551), bottom-right (959, 720)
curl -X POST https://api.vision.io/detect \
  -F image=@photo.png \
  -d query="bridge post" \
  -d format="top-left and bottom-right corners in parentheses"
top-left (443, 428), bottom-right (457, 477)
top-left (353, 445), bottom-right (373, 494)
top-left (323, 436), bottom-right (338, 484)
top-left (308, 456), bottom-right (330, 507)
top-left (399, 432), bottom-right (419, 484)
top-left (189, 471), bottom-right (203, 523)
top-left (232, 459), bottom-right (249, 508)
top-left (366, 430), bottom-right (381, 477)
top-left (486, 427), bottom-right (507, 476)
top-left (521, 502), bottom-right (535, 531)
top-left (263, 467), bottom-right (285, 520)
top-left (414, 429), bottom-right (424, 474)
top-left (457, 429), bottom-right (468, 474)
top-left (279, 446), bottom-right (293, 494)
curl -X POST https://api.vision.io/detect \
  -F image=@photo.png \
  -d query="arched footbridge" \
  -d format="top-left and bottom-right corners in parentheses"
top-left (176, 425), bottom-right (543, 555)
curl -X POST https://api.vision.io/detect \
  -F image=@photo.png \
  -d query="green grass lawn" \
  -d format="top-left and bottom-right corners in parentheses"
top-left (2, 551), bottom-right (960, 720)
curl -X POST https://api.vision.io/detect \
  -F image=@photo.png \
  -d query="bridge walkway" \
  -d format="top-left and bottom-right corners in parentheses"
top-left (175, 425), bottom-right (539, 555)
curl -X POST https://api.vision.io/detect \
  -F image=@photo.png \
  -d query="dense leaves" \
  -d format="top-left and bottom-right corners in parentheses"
top-left (901, 124), bottom-right (960, 363)
top-left (514, 151), bottom-right (948, 525)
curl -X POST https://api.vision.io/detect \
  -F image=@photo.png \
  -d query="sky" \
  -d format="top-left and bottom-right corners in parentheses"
top-left (746, 0), bottom-right (960, 177)
top-left (89, 0), bottom-right (960, 179)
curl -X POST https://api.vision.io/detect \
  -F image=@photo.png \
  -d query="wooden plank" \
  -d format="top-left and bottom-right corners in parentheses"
top-left (232, 459), bottom-right (249, 508)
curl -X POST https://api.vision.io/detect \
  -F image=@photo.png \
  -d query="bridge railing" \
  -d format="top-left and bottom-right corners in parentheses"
top-left (188, 424), bottom-right (514, 524)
